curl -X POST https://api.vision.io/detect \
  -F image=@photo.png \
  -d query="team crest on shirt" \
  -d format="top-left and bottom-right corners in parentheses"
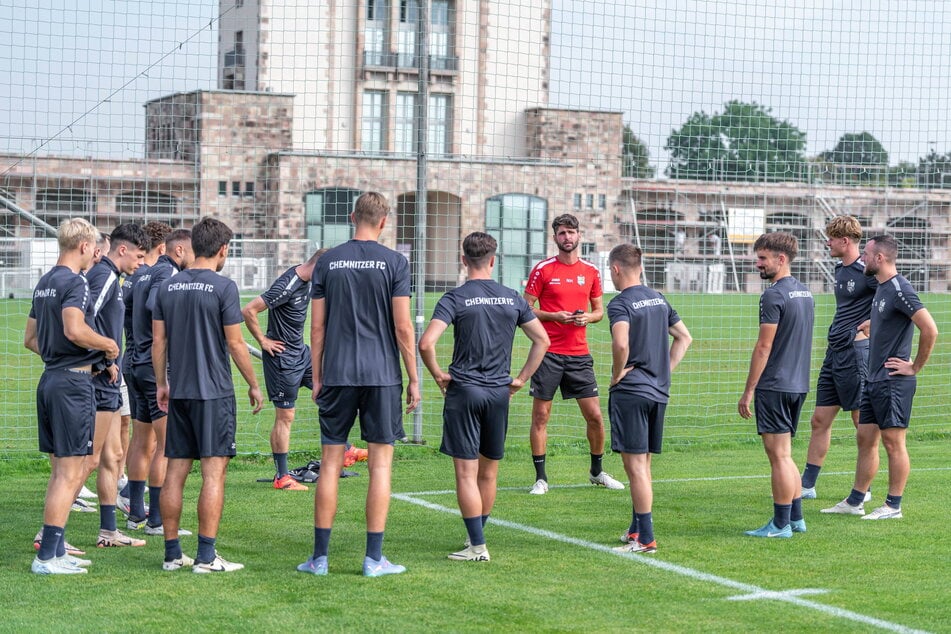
top-left (577, 275), bottom-right (585, 286)
top-left (847, 279), bottom-right (855, 294)
top-left (878, 299), bottom-right (886, 313)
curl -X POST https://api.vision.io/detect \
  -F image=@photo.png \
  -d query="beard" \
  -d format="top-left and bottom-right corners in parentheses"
top-left (558, 241), bottom-right (578, 253)
top-left (758, 268), bottom-right (775, 280)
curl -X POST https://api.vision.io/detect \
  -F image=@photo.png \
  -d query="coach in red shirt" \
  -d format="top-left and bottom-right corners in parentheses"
top-left (523, 214), bottom-right (624, 495)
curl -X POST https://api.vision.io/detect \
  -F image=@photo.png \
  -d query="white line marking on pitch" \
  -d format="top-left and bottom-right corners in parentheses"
top-left (392, 493), bottom-right (931, 634)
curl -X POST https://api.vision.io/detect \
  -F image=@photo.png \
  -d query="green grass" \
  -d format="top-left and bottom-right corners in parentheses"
top-left (1, 441), bottom-right (949, 632)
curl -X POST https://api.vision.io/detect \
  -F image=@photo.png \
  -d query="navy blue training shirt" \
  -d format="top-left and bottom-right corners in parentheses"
top-left (757, 276), bottom-right (815, 394)
top-left (153, 268), bottom-right (243, 399)
top-left (867, 275), bottom-right (925, 383)
top-left (311, 240), bottom-right (411, 387)
top-left (86, 256), bottom-right (124, 386)
top-left (430, 279), bottom-right (536, 387)
top-left (132, 255), bottom-right (179, 367)
top-left (607, 285), bottom-right (682, 403)
top-left (121, 265), bottom-right (142, 372)
top-left (262, 266), bottom-right (311, 366)
top-left (828, 258), bottom-right (878, 351)
top-left (29, 266), bottom-right (102, 371)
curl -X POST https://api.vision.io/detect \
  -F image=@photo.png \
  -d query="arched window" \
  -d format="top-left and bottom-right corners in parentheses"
top-left (305, 187), bottom-right (360, 249)
top-left (485, 193), bottom-right (547, 289)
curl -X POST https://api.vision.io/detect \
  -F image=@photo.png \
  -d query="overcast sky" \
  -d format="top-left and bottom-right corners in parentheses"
top-left (3, 0), bottom-right (951, 172)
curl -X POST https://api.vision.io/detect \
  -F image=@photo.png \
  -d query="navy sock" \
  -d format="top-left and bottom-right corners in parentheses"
top-left (366, 531), bottom-right (384, 561)
top-left (636, 512), bottom-right (654, 544)
top-left (100, 504), bottom-right (117, 532)
top-left (590, 453), bottom-right (604, 477)
top-left (481, 514), bottom-right (490, 527)
top-left (38, 524), bottom-right (62, 560)
top-left (846, 488), bottom-right (866, 507)
top-left (773, 503), bottom-right (792, 529)
top-left (129, 480), bottom-right (146, 518)
top-left (148, 486), bottom-right (162, 526)
top-left (463, 516), bottom-right (485, 547)
top-left (790, 497), bottom-right (803, 522)
top-left (313, 527), bottom-right (332, 559)
top-left (164, 538), bottom-right (182, 562)
top-left (197, 534), bottom-right (216, 563)
top-left (801, 463), bottom-right (821, 489)
top-left (274, 452), bottom-right (289, 477)
top-left (628, 508), bottom-right (640, 536)
top-left (119, 481), bottom-right (130, 498)
top-left (532, 455), bottom-right (547, 481)
top-left (885, 494), bottom-right (902, 509)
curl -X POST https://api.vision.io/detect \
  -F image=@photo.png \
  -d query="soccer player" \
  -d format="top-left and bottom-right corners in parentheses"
top-left (607, 244), bottom-right (692, 555)
top-left (83, 223), bottom-right (150, 548)
top-left (524, 213), bottom-right (624, 495)
top-left (801, 216), bottom-right (877, 500)
top-left (738, 232), bottom-right (814, 539)
top-left (822, 234), bottom-right (937, 520)
top-left (242, 248), bottom-right (328, 491)
top-left (119, 222), bottom-right (171, 516)
top-left (25, 218), bottom-right (119, 574)
top-left (297, 191), bottom-right (420, 578)
top-left (126, 228), bottom-right (193, 535)
top-left (418, 232), bottom-right (549, 562)
top-left (153, 217), bottom-right (264, 572)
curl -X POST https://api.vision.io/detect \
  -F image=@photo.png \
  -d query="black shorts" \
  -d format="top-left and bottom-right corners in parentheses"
top-left (165, 396), bottom-right (237, 459)
top-left (263, 352), bottom-right (313, 409)
top-left (609, 390), bottom-right (666, 454)
top-left (316, 385), bottom-right (404, 445)
top-left (815, 339), bottom-right (869, 410)
top-left (129, 364), bottom-right (164, 423)
top-left (440, 383), bottom-right (510, 461)
top-left (754, 389), bottom-right (806, 436)
top-left (529, 353), bottom-right (599, 401)
top-left (94, 386), bottom-right (122, 413)
top-left (37, 369), bottom-right (95, 457)
top-left (859, 379), bottom-right (916, 430)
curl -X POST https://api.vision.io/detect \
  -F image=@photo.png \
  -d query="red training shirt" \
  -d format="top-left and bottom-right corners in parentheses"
top-left (524, 257), bottom-right (602, 356)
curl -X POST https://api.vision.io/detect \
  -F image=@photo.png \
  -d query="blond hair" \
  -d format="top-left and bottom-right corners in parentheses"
top-left (826, 215), bottom-right (863, 242)
top-left (57, 218), bottom-right (99, 252)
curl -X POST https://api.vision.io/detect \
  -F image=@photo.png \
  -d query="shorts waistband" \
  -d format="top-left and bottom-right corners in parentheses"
top-left (67, 366), bottom-right (93, 374)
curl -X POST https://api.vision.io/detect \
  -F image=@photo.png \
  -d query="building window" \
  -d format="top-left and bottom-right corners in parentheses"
top-left (398, 0), bottom-right (419, 67)
top-left (244, 182), bottom-right (255, 197)
top-left (430, 0), bottom-right (455, 70)
top-left (573, 193), bottom-right (582, 209)
top-left (305, 188), bottom-right (360, 249)
top-left (581, 242), bottom-right (596, 258)
top-left (395, 92), bottom-right (416, 155)
top-left (36, 188), bottom-right (97, 227)
top-left (362, 90), bottom-right (387, 152)
top-left (428, 94), bottom-right (451, 156)
top-left (365, 0), bottom-right (389, 66)
top-left (232, 181), bottom-right (241, 197)
top-left (598, 194), bottom-right (606, 209)
top-left (236, 0), bottom-right (244, 7)
top-left (585, 194), bottom-right (594, 209)
top-left (485, 193), bottom-right (548, 289)
top-left (115, 191), bottom-right (179, 223)
top-left (218, 181), bottom-right (227, 197)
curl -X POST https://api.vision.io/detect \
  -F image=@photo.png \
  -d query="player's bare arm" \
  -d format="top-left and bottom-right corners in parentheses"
top-left (610, 320), bottom-right (632, 387)
top-left (884, 308), bottom-right (938, 376)
top-left (241, 296), bottom-right (286, 356)
top-left (392, 295), bottom-right (420, 412)
top-left (224, 323), bottom-right (264, 414)
top-left (152, 318), bottom-right (170, 412)
top-left (511, 318), bottom-right (549, 397)
top-left (309, 297), bottom-right (326, 400)
top-left (418, 318), bottom-right (451, 394)
top-left (669, 321), bottom-right (693, 372)
top-left (738, 323), bottom-right (777, 419)
top-left (63, 305), bottom-right (119, 359)
top-left (23, 317), bottom-right (39, 355)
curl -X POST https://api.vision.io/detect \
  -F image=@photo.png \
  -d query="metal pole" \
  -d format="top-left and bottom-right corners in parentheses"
top-left (411, 0), bottom-right (430, 443)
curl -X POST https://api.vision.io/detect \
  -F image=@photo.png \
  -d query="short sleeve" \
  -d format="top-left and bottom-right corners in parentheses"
top-left (262, 271), bottom-right (293, 309)
top-left (515, 295), bottom-right (536, 326)
top-left (590, 267), bottom-right (603, 298)
top-left (152, 285), bottom-right (166, 321)
top-left (62, 275), bottom-right (90, 312)
top-left (391, 253), bottom-right (411, 298)
top-left (431, 293), bottom-right (456, 325)
top-left (607, 296), bottom-right (629, 326)
top-left (311, 260), bottom-right (326, 300)
top-left (759, 289), bottom-right (783, 325)
top-left (220, 280), bottom-right (243, 326)
top-left (524, 263), bottom-right (544, 297)
top-left (893, 282), bottom-right (924, 318)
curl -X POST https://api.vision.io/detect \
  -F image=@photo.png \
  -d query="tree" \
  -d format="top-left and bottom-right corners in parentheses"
top-left (665, 101), bottom-right (807, 182)
top-left (622, 125), bottom-right (655, 178)
top-left (821, 131), bottom-right (889, 166)
top-left (917, 150), bottom-right (951, 189)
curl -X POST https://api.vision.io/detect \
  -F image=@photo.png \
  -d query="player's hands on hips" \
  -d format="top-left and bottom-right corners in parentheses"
top-left (260, 337), bottom-right (285, 356)
top-left (857, 319), bottom-right (871, 338)
top-left (509, 376), bottom-right (526, 398)
top-left (106, 364), bottom-right (119, 384)
top-left (610, 365), bottom-right (633, 387)
top-left (884, 357), bottom-right (915, 376)
top-left (248, 385), bottom-right (264, 414)
top-left (157, 384), bottom-right (170, 413)
top-left (738, 390), bottom-right (754, 419)
top-left (433, 372), bottom-right (451, 396)
top-left (405, 380), bottom-right (420, 412)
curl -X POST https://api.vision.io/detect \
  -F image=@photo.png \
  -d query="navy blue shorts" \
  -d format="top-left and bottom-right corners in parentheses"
top-left (440, 383), bottom-right (510, 461)
top-left (529, 353), bottom-right (599, 401)
top-left (815, 339), bottom-right (869, 410)
top-left (129, 364), bottom-right (164, 422)
top-left (165, 396), bottom-right (237, 459)
top-left (754, 389), bottom-right (806, 436)
top-left (609, 390), bottom-right (666, 454)
top-left (263, 352), bottom-right (313, 409)
top-left (316, 385), bottom-right (404, 445)
top-left (37, 369), bottom-right (95, 457)
top-left (94, 386), bottom-right (122, 413)
top-left (859, 379), bottom-right (916, 430)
